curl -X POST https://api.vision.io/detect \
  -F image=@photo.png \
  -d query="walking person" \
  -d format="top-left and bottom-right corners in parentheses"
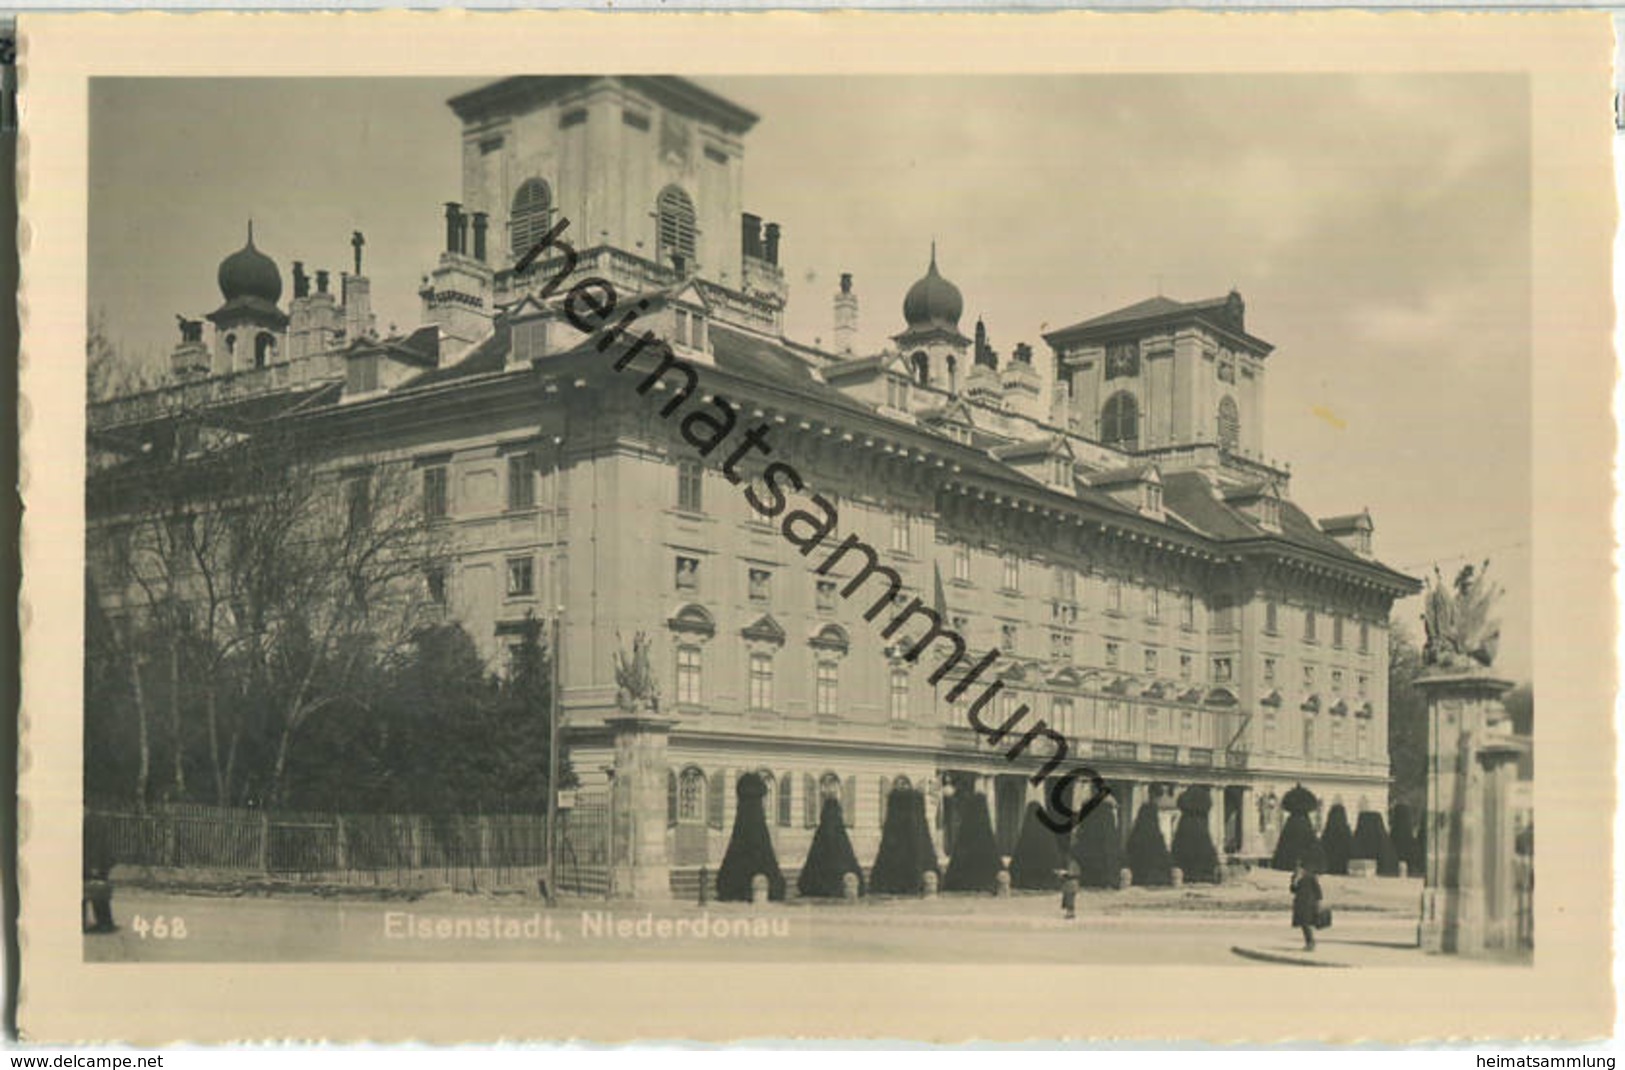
top-left (1290, 859), bottom-right (1323, 951)
top-left (1059, 855), bottom-right (1080, 920)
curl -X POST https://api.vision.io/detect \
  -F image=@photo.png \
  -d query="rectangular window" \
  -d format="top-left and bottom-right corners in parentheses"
top-left (1357, 673), bottom-right (1369, 699)
top-left (816, 579), bottom-right (837, 611)
top-left (1265, 600), bottom-right (1279, 634)
top-left (1180, 591), bottom-right (1196, 629)
top-left (677, 460), bottom-right (703, 512)
top-left (1145, 707), bottom-right (1160, 741)
top-left (676, 646), bottom-right (702, 705)
top-left (889, 514), bottom-right (911, 554)
top-left (1001, 623), bottom-right (1019, 654)
top-left (1359, 620), bottom-right (1371, 654)
top-left (1304, 716), bottom-right (1317, 757)
top-left (1144, 647), bottom-right (1159, 675)
top-left (1105, 700), bottom-right (1123, 738)
top-left (1331, 717), bottom-right (1345, 759)
top-left (1053, 697), bottom-right (1075, 737)
top-left (1304, 608), bottom-right (1318, 643)
top-left (507, 453), bottom-right (536, 510)
top-left (748, 653), bottom-right (774, 712)
top-left (675, 555), bottom-right (700, 591)
top-left (1356, 723), bottom-right (1369, 761)
top-left (506, 556), bottom-right (535, 597)
top-left (1105, 641), bottom-right (1121, 668)
top-left (1003, 553), bottom-right (1021, 592)
top-left (951, 614), bottom-right (970, 636)
top-left (1303, 664), bottom-right (1317, 690)
top-left (344, 475), bottom-right (370, 533)
top-left (1050, 630), bottom-right (1070, 662)
top-left (1211, 598), bottom-right (1237, 633)
top-left (748, 567), bottom-right (772, 603)
top-left (1263, 657), bottom-right (1277, 685)
top-left (512, 319), bottom-right (548, 362)
top-left (815, 661), bottom-right (838, 717)
top-left (953, 543), bottom-right (971, 583)
top-left (1212, 657), bottom-right (1233, 683)
top-left (1108, 579), bottom-right (1124, 614)
top-left (1263, 711), bottom-right (1278, 753)
top-left (422, 466), bottom-right (448, 521)
top-left (1332, 669), bottom-right (1344, 693)
top-left (346, 354), bottom-right (379, 395)
top-left (1332, 616), bottom-right (1345, 649)
top-left (886, 377), bottom-right (909, 410)
top-left (1053, 565), bottom-right (1076, 602)
top-left (1179, 653), bottom-right (1193, 680)
top-left (1181, 708), bottom-right (1196, 743)
top-left (889, 669), bottom-right (909, 721)
top-left (1145, 587), bottom-right (1161, 622)
top-left (425, 564), bottom-right (447, 605)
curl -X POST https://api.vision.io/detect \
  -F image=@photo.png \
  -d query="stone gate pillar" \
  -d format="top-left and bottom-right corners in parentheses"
top-left (1416, 671), bottom-right (1513, 954)
top-left (607, 711), bottom-right (675, 900)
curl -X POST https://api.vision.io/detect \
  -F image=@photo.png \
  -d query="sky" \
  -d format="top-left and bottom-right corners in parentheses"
top-left (89, 74), bottom-right (1533, 682)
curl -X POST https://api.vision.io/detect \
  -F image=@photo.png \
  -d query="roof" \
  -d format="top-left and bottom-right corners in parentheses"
top-left (1043, 291), bottom-right (1273, 355)
top-left (447, 76), bottom-right (759, 136)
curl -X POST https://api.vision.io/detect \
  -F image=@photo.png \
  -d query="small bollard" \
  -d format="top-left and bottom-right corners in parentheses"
top-left (1398, 861), bottom-right (1409, 879)
top-left (751, 873), bottom-right (770, 906)
top-left (842, 872), bottom-right (861, 901)
top-left (1118, 866), bottom-right (1134, 890)
top-left (995, 870), bottom-right (1012, 898)
top-left (1169, 865), bottom-right (1184, 889)
top-left (698, 866), bottom-right (709, 906)
top-left (922, 871), bottom-right (938, 899)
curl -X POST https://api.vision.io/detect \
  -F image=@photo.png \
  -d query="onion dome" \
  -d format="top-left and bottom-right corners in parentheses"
top-left (902, 243), bottom-right (963, 330)
top-left (217, 221), bottom-right (283, 305)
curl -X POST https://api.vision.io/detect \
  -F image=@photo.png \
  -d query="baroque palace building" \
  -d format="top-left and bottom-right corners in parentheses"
top-left (88, 75), bottom-right (1420, 895)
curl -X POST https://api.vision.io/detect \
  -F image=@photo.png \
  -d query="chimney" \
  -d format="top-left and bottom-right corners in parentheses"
top-left (444, 202), bottom-right (462, 255)
top-left (471, 212), bottom-right (489, 263)
top-left (1002, 340), bottom-right (1042, 421)
top-left (741, 213), bottom-right (763, 259)
top-left (833, 273), bottom-right (858, 356)
top-left (292, 261), bottom-right (310, 299)
top-left (763, 222), bottom-right (781, 266)
top-left (351, 230), bottom-right (366, 276)
top-left (456, 212), bottom-right (469, 257)
top-left (315, 269), bottom-right (330, 295)
top-left (1013, 342), bottom-right (1033, 364)
top-left (973, 317), bottom-right (998, 369)
top-left (344, 273), bottom-right (376, 342)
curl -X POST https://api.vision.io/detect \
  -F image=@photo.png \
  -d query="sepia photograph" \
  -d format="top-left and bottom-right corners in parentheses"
top-left (16, 11), bottom-right (1615, 1044)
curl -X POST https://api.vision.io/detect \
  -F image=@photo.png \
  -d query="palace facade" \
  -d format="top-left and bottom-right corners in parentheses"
top-left (88, 75), bottom-right (1420, 894)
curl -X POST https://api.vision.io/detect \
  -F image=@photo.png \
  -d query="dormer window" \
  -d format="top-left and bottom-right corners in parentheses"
top-left (1051, 457), bottom-right (1072, 486)
top-left (1144, 482), bottom-right (1163, 513)
top-left (346, 353), bottom-right (380, 396)
top-left (673, 308), bottom-right (707, 351)
top-left (512, 317), bottom-right (549, 364)
top-left (885, 375), bottom-right (910, 410)
top-left (1259, 496), bottom-right (1280, 530)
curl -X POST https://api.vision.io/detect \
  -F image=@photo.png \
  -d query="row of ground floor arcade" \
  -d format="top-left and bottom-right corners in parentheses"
top-left (564, 714), bottom-right (1390, 900)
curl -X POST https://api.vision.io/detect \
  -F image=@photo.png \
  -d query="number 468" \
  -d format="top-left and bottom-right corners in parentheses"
top-left (130, 915), bottom-right (188, 940)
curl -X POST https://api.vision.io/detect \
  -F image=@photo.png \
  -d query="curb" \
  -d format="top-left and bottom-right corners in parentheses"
top-left (1230, 945), bottom-right (1354, 968)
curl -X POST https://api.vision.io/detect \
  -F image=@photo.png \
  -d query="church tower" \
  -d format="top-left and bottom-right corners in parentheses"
top-left (207, 222), bottom-right (288, 375)
top-left (893, 245), bottom-right (970, 394)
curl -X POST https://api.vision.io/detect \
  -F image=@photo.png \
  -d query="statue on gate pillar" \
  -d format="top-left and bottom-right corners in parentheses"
top-left (608, 631), bottom-right (675, 900)
top-left (1416, 562), bottom-right (1523, 955)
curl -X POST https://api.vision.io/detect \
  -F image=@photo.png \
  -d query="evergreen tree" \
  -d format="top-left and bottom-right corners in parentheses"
top-left (1352, 811), bottom-right (1400, 876)
top-left (1170, 785), bottom-right (1220, 883)
top-left (942, 791), bottom-right (1000, 893)
top-left (1321, 804), bottom-right (1354, 876)
top-left (870, 787), bottom-right (933, 895)
top-left (797, 795), bottom-right (864, 898)
top-left (1390, 803), bottom-right (1422, 875)
top-left (1272, 784), bottom-right (1323, 872)
top-left (1071, 796), bottom-right (1121, 888)
top-left (1126, 801), bottom-right (1173, 887)
top-left (716, 772), bottom-right (786, 901)
top-left (1009, 801), bottom-right (1066, 890)
top-left (910, 791), bottom-right (941, 881)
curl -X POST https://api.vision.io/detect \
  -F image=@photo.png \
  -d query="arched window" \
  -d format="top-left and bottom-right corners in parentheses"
top-left (656, 185), bottom-right (697, 269)
top-left (1101, 391), bottom-right (1139, 450)
top-left (677, 766), bottom-right (707, 824)
top-left (819, 772), bottom-right (842, 800)
top-left (946, 354), bottom-right (957, 393)
top-left (254, 332), bottom-right (276, 369)
top-left (510, 179), bottom-right (553, 260)
top-left (911, 351), bottom-right (929, 387)
top-left (225, 333), bottom-right (237, 357)
top-left (1217, 395), bottom-right (1241, 451)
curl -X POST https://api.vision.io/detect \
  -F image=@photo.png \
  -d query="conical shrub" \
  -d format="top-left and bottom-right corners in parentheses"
top-left (1071, 796), bottom-right (1121, 888)
top-left (715, 772), bottom-right (786, 901)
top-left (1352, 810), bottom-right (1399, 876)
top-left (910, 791), bottom-right (941, 881)
top-left (1271, 812), bottom-right (1326, 873)
top-left (1170, 785), bottom-right (1220, 883)
top-left (797, 795), bottom-right (865, 898)
top-left (1393, 804), bottom-right (1425, 875)
top-left (942, 791), bottom-right (1000, 893)
top-left (1321, 804), bottom-right (1353, 875)
top-left (1127, 800), bottom-right (1173, 887)
top-left (870, 787), bottom-right (934, 895)
top-left (1009, 801), bottom-right (1066, 890)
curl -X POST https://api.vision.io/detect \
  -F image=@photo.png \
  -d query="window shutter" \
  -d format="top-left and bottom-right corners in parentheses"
top-left (842, 777), bottom-right (857, 828)
top-left (708, 770), bottom-right (725, 829)
top-left (803, 773), bottom-right (817, 828)
top-left (667, 770), bottom-right (678, 828)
